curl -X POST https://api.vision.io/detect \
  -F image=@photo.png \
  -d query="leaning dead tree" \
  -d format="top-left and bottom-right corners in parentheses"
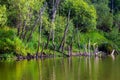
top-left (17, 14), bottom-right (22, 37)
top-left (27, 3), bottom-right (47, 42)
top-left (59, 10), bottom-right (71, 53)
top-left (45, 0), bottom-right (61, 49)
top-left (20, 9), bottom-right (33, 40)
top-left (36, 3), bottom-right (47, 57)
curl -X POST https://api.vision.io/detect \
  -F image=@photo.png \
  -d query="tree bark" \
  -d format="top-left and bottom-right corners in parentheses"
top-left (45, 29), bottom-right (52, 49)
top-left (59, 10), bottom-right (70, 52)
top-left (111, 0), bottom-right (114, 14)
top-left (17, 14), bottom-right (22, 37)
top-left (27, 15), bottom-right (40, 42)
top-left (20, 9), bottom-right (32, 40)
top-left (20, 20), bottom-right (26, 39)
top-left (36, 3), bottom-right (47, 57)
top-left (36, 13), bottom-right (43, 57)
top-left (45, 0), bottom-right (61, 49)
top-left (27, 3), bottom-right (47, 42)
top-left (76, 25), bottom-right (81, 53)
top-left (22, 26), bottom-right (29, 41)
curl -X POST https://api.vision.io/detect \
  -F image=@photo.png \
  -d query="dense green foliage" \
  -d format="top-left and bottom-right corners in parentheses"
top-left (0, 0), bottom-right (120, 59)
top-left (0, 5), bottom-right (7, 27)
top-left (0, 27), bottom-right (27, 56)
top-left (93, 0), bottom-right (113, 32)
top-left (61, 0), bottom-right (97, 32)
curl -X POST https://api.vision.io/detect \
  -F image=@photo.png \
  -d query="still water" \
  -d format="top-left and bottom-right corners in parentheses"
top-left (0, 55), bottom-right (120, 80)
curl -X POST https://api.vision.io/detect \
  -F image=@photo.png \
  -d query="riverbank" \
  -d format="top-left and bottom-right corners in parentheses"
top-left (0, 27), bottom-right (119, 61)
top-left (0, 51), bottom-right (117, 61)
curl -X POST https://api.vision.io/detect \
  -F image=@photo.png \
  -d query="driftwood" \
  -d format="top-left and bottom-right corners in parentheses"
top-left (111, 49), bottom-right (115, 55)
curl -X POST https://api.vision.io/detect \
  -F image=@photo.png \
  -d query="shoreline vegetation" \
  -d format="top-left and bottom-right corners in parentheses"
top-left (0, 0), bottom-right (120, 61)
top-left (0, 49), bottom-right (117, 61)
top-left (0, 52), bottom-right (117, 61)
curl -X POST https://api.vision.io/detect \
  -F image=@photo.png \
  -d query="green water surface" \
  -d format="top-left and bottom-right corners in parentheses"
top-left (0, 55), bottom-right (120, 80)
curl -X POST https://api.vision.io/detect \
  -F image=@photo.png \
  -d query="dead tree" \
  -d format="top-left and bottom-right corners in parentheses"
top-left (88, 39), bottom-right (91, 56)
top-left (59, 10), bottom-right (71, 53)
top-left (20, 20), bottom-right (26, 39)
top-left (35, 3), bottom-right (47, 57)
top-left (45, 0), bottom-right (61, 49)
top-left (27, 3), bottom-right (47, 42)
top-left (76, 24), bottom-right (81, 53)
top-left (20, 8), bottom-right (32, 40)
top-left (17, 12), bottom-right (22, 37)
top-left (111, 0), bottom-right (114, 14)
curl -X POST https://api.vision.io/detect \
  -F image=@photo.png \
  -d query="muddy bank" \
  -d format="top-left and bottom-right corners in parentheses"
top-left (16, 53), bottom-right (55, 61)
top-left (0, 51), bottom-right (117, 61)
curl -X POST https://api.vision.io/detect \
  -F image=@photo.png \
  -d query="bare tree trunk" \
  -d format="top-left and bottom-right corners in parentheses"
top-left (59, 10), bottom-right (70, 52)
top-left (20, 9), bottom-right (32, 40)
top-left (17, 14), bottom-right (22, 37)
top-left (45, 0), bottom-right (61, 49)
top-left (20, 20), bottom-right (26, 39)
top-left (17, 23), bottom-right (21, 37)
top-left (36, 20), bottom-right (42, 57)
top-left (36, 3), bottom-right (47, 58)
top-left (22, 26), bottom-right (29, 41)
top-left (51, 8), bottom-right (57, 49)
top-left (27, 16), bottom-right (40, 42)
top-left (52, 30), bottom-right (56, 50)
top-left (45, 29), bottom-right (52, 49)
top-left (111, 0), bottom-right (114, 14)
top-left (84, 44), bottom-right (88, 54)
top-left (88, 39), bottom-right (91, 56)
top-left (76, 25), bottom-right (81, 53)
top-left (36, 14), bottom-right (43, 57)
top-left (70, 30), bottom-right (74, 56)
top-left (41, 43), bottom-right (45, 56)
top-left (27, 3), bottom-right (47, 42)
top-left (93, 43), bottom-right (98, 56)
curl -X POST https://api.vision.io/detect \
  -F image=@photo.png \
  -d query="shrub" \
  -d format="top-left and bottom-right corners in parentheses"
top-left (0, 5), bottom-right (7, 27)
top-left (0, 27), bottom-right (27, 56)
